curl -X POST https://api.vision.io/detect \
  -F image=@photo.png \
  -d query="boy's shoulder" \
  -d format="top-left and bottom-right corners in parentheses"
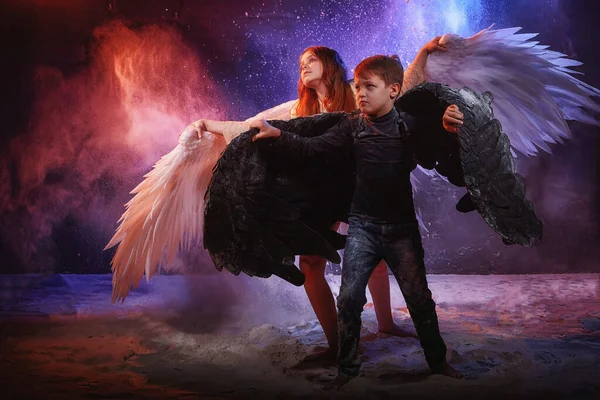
top-left (328, 110), bottom-right (363, 134)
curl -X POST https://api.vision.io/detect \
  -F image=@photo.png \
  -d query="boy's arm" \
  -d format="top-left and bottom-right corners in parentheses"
top-left (401, 104), bottom-right (464, 186)
top-left (406, 105), bottom-right (463, 135)
top-left (250, 117), bottom-right (352, 161)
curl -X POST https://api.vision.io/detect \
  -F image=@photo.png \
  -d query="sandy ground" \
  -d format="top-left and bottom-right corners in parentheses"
top-left (1, 272), bottom-right (600, 399)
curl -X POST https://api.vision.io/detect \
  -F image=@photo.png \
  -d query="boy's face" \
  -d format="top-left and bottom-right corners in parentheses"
top-left (354, 73), bottom-right (400, 118)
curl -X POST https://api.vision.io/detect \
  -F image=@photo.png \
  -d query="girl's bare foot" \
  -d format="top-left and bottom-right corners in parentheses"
top-left (377, 322), bottom-right (417, 338)
top-left (300, 346), bottom-right (337, 364)
top-left (431, 362), bottom-right (464, 379)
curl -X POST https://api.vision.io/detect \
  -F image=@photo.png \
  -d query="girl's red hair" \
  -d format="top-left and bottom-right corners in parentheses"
top-left (296, 46), bottom-right (356, 117)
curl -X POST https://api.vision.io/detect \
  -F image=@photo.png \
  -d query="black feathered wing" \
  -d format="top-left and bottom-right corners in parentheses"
top-left (398, 82), bottom-right (543, 247)
top-left (203, 112), bottom-right (355, 285)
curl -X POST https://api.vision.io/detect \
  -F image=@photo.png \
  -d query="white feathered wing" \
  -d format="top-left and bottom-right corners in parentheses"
top-left (425, 26), bottom-right (600, 156)
top-left (107, 101), bottom-right (297, 302)
top-left (106, 128), bottom-right (225, 303)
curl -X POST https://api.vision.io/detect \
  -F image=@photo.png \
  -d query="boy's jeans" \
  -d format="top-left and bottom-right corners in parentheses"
top-left (337, 214), bottom-right (447, 377)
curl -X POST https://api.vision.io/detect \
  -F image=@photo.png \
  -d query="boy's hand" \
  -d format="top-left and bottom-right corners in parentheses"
top-left (250, 119), bottom-right (281, 142)
top-left (443, 104), bottom-right (463, 134)
top-left (422, 36), bottom-right (448, 55)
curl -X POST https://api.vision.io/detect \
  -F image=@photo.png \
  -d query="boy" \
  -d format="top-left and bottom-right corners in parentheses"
top-left (251, 55), bottom-right (464, 386)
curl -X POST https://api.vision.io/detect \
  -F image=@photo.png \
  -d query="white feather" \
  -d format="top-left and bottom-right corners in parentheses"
top-left (106, 127), bottom-right (226, 303)
top-left (427, 26), bottom-right (600, 156)
top-left (107, 100), bottom-right (298, 302)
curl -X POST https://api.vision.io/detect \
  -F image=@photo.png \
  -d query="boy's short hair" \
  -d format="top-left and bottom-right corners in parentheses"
top-left (354, 55), bottom-right (404, 87)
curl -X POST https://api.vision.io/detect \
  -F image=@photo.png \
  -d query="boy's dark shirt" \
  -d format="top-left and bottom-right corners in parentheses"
top-left (272, 107), bottom-right (418, 223)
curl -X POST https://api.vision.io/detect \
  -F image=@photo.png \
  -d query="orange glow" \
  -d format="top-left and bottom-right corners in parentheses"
top-left (3, 21), bottom-right (226, 272)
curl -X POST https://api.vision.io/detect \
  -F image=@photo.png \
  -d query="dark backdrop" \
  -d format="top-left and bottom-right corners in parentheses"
top-left (0, 0), bottom-right (598, 275)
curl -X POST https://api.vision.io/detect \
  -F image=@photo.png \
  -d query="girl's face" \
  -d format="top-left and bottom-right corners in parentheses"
top-left (299, 51), bottom-right (324, 88)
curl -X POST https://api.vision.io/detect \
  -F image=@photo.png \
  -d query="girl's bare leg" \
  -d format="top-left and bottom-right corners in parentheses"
top-left (300, 254), bottom-right (338, 360)
top-left (368, 262), bottom-right (415, 337)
